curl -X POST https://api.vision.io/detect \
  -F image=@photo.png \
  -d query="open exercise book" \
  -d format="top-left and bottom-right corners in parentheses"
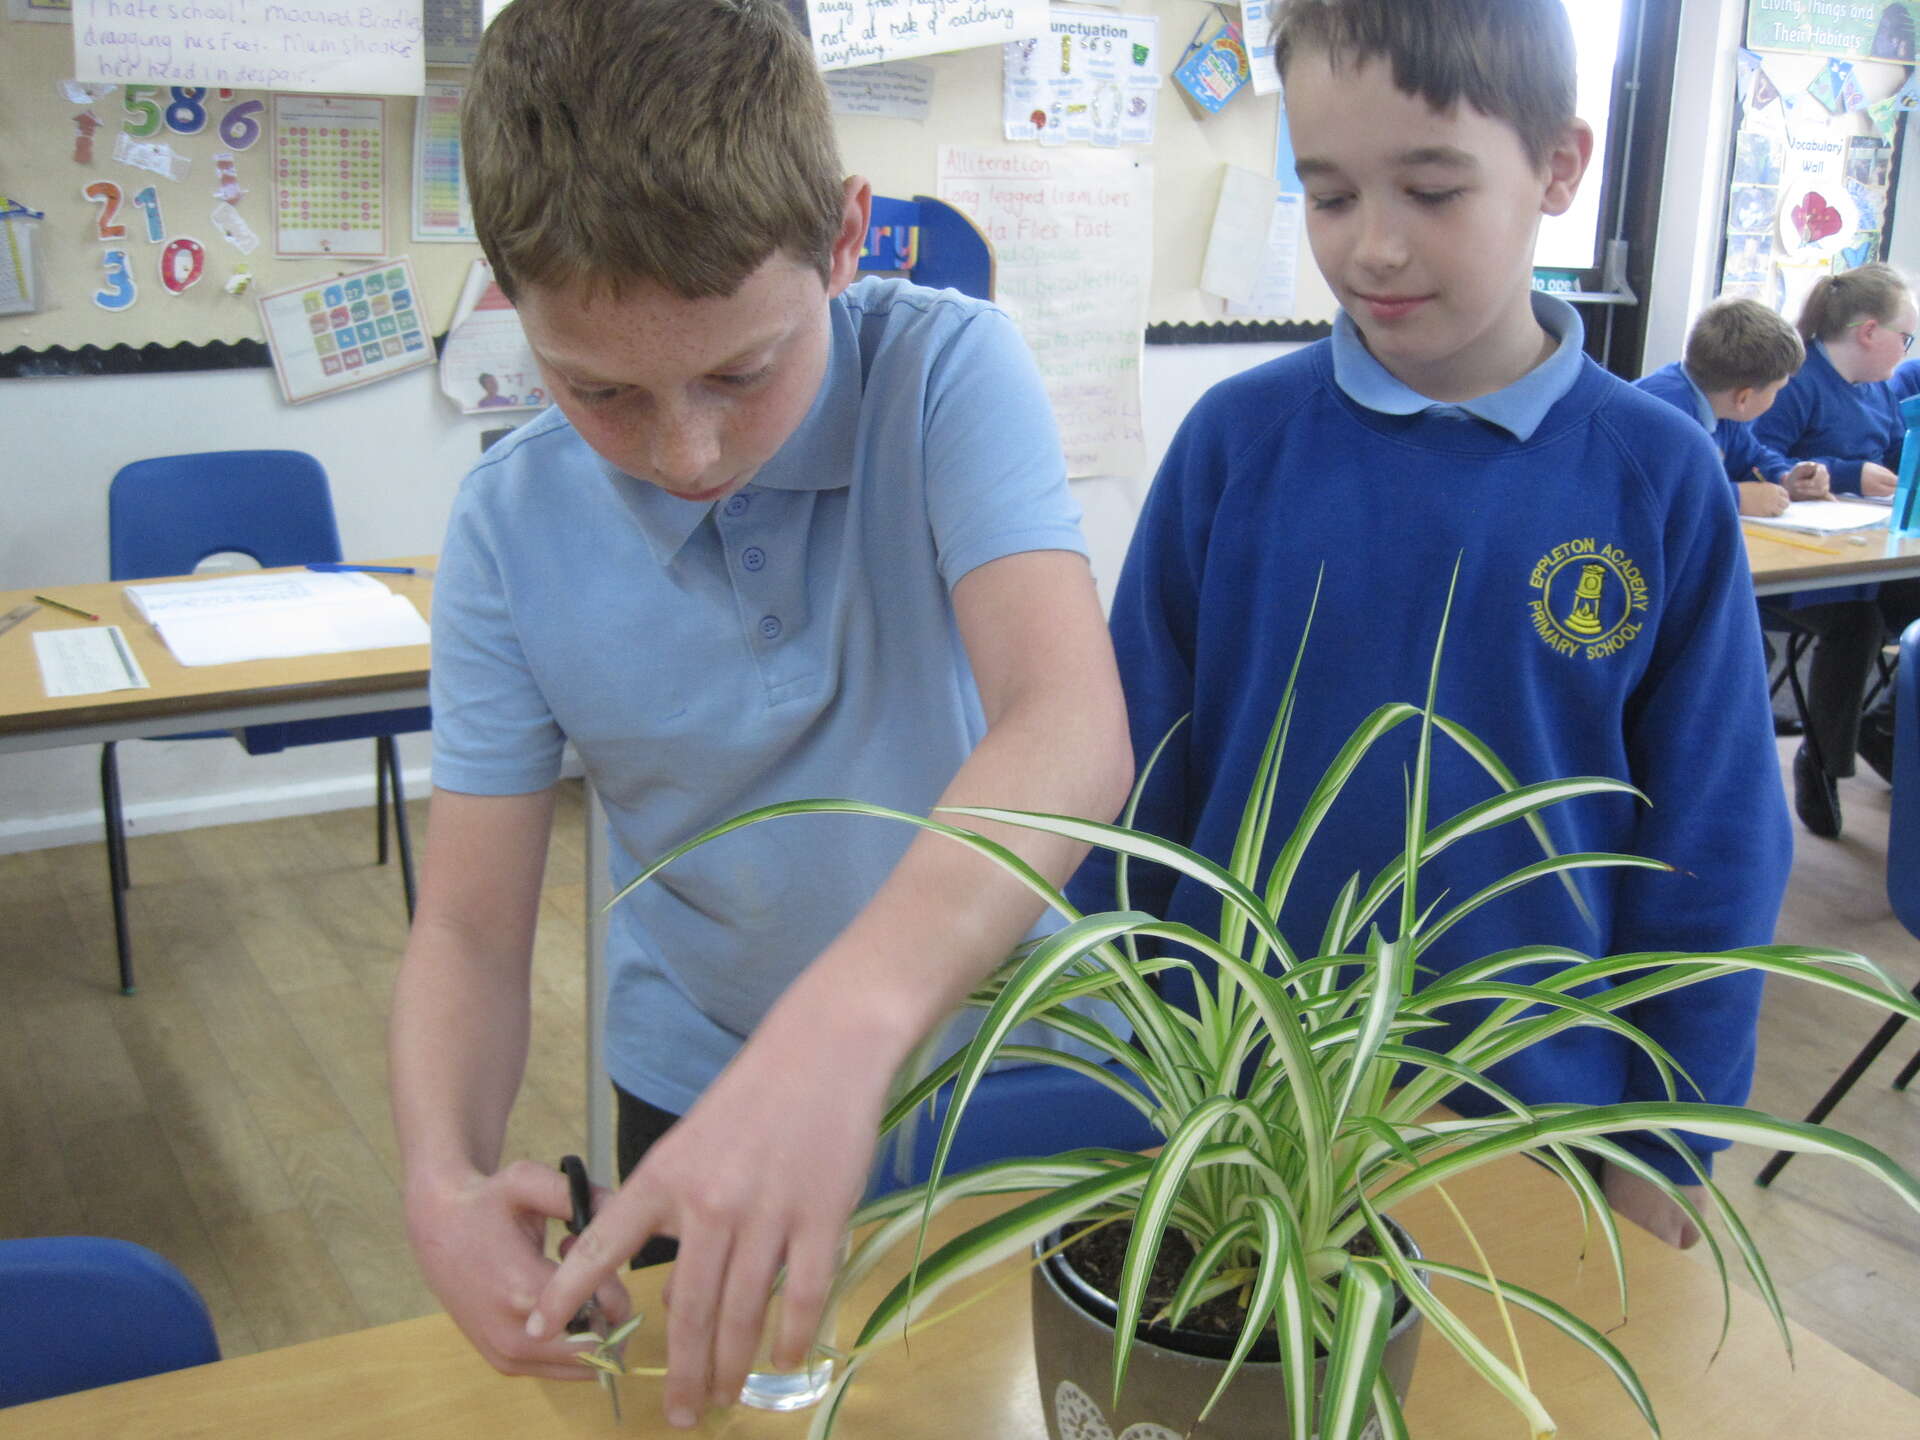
top-left (125, 570), bottom-right (429, 667)
top-left (1743, 498), bottom-right (1891, 536)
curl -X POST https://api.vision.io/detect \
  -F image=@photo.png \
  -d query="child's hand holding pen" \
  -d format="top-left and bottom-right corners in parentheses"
top-left (1782, 461), bottom-right (1831, 501)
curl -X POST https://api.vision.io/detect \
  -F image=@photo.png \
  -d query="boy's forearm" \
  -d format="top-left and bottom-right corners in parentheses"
top-left (777, 686), bottom-right (1133, 1079)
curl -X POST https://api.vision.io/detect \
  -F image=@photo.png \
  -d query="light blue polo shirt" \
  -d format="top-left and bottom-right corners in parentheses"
top-left (431, 278), bottom-right (1102, 1114)
top-left (1330, 292), bottom-right (1586, 439)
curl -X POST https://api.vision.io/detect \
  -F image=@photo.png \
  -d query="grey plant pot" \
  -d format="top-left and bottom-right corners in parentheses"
top-left (1030, 1223), bottom-right (1424, 1440)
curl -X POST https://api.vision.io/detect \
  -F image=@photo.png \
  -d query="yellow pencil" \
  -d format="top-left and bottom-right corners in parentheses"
top-left (33, 594), bottom-right (102, 622)
top-left (1741, 528), bottom-right (1844, 556)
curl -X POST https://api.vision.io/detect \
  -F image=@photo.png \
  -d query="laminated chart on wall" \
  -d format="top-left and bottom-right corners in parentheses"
top-left (272, 95), bottom-right (386, 258)
top-left (424, 0), bottom-right (485, 65)
top-left (937, 145), bottom-right (1150, 478)
top-left (256, 256), bottom-right (435, 404)
top-left (412, 82), bottom-right (473, 240)
top-left (68, 0), bottom-right (426, 95)
top-left (8, 0), bottom-right (71, 21)
top-left (805, 0), bottom-right (1047, 71)
top-left (1003, 8), bottom-right (1160, 147)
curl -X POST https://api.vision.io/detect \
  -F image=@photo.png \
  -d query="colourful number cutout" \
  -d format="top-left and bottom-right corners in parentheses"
top-left (123, 85), bottom-right (162, 137)
top-left (94, 249), bottom-right (138, 311)
top-left (164, 87), bottom-right (209, 135)
top-left (132, 186), bottom-right (166, 244)
top-left (160, 238), bottom-right (206, 295)
top-left (219, 98), bottom-right (264, 150)
top-left (83, 180), bottom-right (126, 241)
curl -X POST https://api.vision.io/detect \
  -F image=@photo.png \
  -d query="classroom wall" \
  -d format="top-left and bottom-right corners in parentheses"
top-left (0, 0), bottom-right (1769, 855)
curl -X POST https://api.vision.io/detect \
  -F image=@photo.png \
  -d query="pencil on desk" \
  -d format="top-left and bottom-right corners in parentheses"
top-left (1741, 528), bottom-right (1844, 556)
top-left (33, 594), bottom-right (102, 622)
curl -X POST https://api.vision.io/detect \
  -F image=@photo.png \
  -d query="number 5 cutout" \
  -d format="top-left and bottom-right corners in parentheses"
top-left (95, 249), bottom-right (139, 311)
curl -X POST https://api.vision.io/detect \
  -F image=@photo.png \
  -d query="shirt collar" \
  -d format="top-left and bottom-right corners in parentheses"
top-left (1330, 291), bottom-right (1586, 441)
top-left (604, 294), bottom-right (861, 565)
top-left (1675, 365), bottom-right (1718, 432)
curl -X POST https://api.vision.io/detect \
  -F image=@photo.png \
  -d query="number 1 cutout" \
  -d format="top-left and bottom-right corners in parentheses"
top-left (83, 180), bottom-right (126, 241)
top-left (132, 185), bottom-right (166, 244)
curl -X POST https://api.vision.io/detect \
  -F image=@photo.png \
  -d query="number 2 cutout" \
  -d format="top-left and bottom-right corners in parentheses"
top-left (132, 186), bottom-right (166, 244)
top-left (83, 180), bottom-right (126, 241)
top-left (161, 238), bottom-right (206, 295)
top-left (94, 249), bottom-right (138, 311)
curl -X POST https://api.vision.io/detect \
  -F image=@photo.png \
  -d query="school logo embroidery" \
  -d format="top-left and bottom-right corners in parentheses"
top-left (1527, 538), bottom-right (1650, 660)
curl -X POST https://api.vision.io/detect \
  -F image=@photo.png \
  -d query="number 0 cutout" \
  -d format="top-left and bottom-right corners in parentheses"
top-left (160, 237), bottom-right (207, 295)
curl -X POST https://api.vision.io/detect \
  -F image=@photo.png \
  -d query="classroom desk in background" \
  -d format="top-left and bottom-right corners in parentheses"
top-left (0, 559), bottom-right (435, 754)
top-left (1745, 527), bottom-right (1920, 597)
top-left (4, 1150), bottom-right (1916, 1438)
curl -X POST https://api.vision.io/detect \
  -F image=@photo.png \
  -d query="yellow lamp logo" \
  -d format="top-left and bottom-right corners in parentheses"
top-left (1562, 563), bottom-right (1607, 637)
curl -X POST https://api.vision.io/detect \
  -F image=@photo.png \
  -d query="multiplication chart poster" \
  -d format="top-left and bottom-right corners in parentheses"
top-left (257, 257), bottom-right (436, 404)
top-left (271, 96), bottom-right (387, 257)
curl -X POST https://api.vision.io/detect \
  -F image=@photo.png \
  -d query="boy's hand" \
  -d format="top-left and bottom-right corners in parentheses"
top-left (1737, 480), bottom-right (1790, 517)
top-left (526, 997), bottom-right (886, 1429)
top-left (405, 1160), bottom-right (633, 1380)
top-left (1861, 461), bottom-right (1899, 497)
top-left (1784, 461), bottom-right (1830, 500)
top-left (1602, 1162), bottom-right (1704, 1249)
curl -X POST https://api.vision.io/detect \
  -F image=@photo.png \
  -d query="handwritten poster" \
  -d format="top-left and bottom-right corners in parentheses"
top-left (938, 145), bottom-right (1150, 479)
top-left (825, 61), bottom-right (935, 120)
top-left (272, 95), bottom-right (387, 258)
top-left (1003, 10), bottom-right (1160, 147)
top-left (805, 0), bottom-right (1047, 71)
top-left (70, 0), bottom-right (427, 96)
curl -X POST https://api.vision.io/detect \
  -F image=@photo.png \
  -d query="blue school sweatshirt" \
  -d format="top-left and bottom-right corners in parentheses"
top-left (1071, 341), bottom-right (1792, 1184)
top-left (1634, 361), bottom-right (1775, 489)
top-left (1748, 340), bottom-right (1920, 492)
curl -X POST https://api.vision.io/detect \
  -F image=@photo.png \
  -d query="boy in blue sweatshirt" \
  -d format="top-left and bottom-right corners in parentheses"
top-left (1072, 0), bottom-right (1792, 1249)
top-left (1636, 296), bottom-right (1829, 515)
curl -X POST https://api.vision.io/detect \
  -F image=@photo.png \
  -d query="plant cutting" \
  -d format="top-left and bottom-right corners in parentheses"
top-left (601, 583), bottom-right (1920, 1439)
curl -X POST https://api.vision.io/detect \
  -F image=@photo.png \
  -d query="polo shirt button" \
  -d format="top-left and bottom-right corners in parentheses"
top-left (723, 494), bottom-right (750, 517)
top-left (759, 615), bottom-right (783, 640)
top-left (742, 546), bottom-right (767, 572)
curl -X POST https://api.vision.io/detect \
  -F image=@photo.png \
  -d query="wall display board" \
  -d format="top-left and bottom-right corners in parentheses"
top-left (0, 18), bottom-right (478, 373)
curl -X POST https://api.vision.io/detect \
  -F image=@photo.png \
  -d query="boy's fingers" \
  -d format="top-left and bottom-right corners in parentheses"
top-left (662, 1226), bottom-right (730, 1426)
top-left (709, 1233), bottom-right (785, 1406)
top-left (530, 1188), bottom-right (664, 1344)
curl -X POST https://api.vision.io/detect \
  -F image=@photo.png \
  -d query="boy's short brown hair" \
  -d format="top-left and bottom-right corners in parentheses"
top-left (464, 0), bottom-right (845, 301)
top-left (1272, 0), bottom-right (1576, 170)
top-left (1684, 298), bottom-right (1806, 394)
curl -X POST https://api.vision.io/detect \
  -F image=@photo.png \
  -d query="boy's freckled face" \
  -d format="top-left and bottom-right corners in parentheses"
top-left (1286, 53), bottom-right (1588, 402)
top-left (515, 255), bottom-right (835, 505)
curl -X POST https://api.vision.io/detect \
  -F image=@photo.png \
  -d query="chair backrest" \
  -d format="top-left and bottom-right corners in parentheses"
top-left (108, 450), bottom-right (343, 581)
top-left (1892, 619), bottom-right (1920, 939)
top-left (0, 1236), bottom-right (220, 1407)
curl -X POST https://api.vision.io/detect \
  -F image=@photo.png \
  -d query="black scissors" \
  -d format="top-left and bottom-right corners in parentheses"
top-left (559, 1154), bottom-right (622, 1422)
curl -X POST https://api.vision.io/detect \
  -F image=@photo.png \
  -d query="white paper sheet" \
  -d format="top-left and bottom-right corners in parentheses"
top-left (34, 627), bottom-right (150, 697)
top-left (1224, 192), bottom-right (1302, 318)
top-left (826, 62), bottom-right (935, 121)
top-left (70, 0), bottom-right (425, 95)
top-left (1745, 499), bottom-right (1893, 535)
top-left (126, 570), bottom-right (391, 623)
top-left (806, 0), bottom-right (1047, 71)
top-left (152, 594), bottom-right (428, 667)
top-left (1200, 165), bottom-right (1281, 303)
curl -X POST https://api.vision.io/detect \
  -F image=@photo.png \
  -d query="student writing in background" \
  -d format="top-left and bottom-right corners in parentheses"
top-left (388, 2), bottom-right (1132, 1428)
top-left (1634, 296), bottom-right (1828, 516)
top-left (1749, 263), bottom-right (1920, 836)
top-left (1071, 0), bottom-right (1790, 1252)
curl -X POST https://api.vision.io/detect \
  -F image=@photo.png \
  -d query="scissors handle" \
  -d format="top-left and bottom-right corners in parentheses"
top-left (558, 1155), bottom-right (599, 1336)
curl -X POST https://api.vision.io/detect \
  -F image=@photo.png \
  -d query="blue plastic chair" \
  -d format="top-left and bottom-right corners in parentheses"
top-left (101, 450), bottom-right (430, 994)
top-left (0, 1236), bottom-right (220, 1407)
top-left (870, 1058), bottom-right (1162, 1199)
top-left (1759, 617), bottom-right (1920, 1185)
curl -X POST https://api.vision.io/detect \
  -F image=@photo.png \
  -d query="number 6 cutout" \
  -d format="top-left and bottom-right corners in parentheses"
top-left (161, 237), bottom-right (206, 295)
top-left (83, 180), bottom-right (127, 240)
top-left (94, 249), bottom-right (139, 311)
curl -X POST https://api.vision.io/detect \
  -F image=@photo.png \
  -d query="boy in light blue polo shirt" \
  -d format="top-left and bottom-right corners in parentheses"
top-left (387, 1), bottom-right (1131, 1428)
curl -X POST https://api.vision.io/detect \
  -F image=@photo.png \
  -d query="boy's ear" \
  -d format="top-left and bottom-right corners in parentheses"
top-left (825, 178), bottom-right (873, 298)
top-left (1539, 119), bottom-right (1595, 219)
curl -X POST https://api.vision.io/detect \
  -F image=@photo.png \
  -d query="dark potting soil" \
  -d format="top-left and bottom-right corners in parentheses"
top-left (1061, 1220), bottom-right (1390, 1347)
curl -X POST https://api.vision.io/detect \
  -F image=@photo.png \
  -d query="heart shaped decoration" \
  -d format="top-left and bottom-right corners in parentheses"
top-left (1792, 190), bottom-right (1843, 245)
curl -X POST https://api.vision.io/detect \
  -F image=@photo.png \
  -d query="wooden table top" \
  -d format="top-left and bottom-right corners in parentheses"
top-left (7, 1152), bottom-right (1915, 1439)
top-left (1744, 524), bottom-right (1920, 594)
top-left (0, 559), bottom-right (434, 747)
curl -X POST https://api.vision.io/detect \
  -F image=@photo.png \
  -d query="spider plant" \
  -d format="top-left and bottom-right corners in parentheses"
top-left (608, 578), bottom-right (1920, 1440)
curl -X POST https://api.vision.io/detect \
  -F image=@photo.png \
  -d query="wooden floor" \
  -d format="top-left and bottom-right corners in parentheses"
top-left (1, 752), bottom-right (1916, 1394)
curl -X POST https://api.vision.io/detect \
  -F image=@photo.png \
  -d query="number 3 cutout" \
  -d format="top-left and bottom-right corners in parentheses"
top-left (95, 249), bottom-right (138, 311)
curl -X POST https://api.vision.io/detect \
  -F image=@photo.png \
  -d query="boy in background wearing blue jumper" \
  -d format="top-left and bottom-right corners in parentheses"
top-left (1636, 296), bottom-right (1830, 516)
top-left (1071, 0), bottom-right (1791, 1249)
top-left (388, 1), bottom-right (1131, 1428)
